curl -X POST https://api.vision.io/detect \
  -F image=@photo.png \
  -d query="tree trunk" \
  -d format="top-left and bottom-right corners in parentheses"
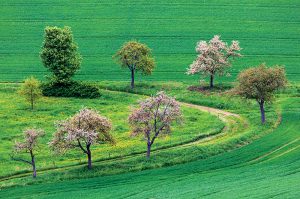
top-left (87, 147), bottom-right (92, 170)
top-left (30, 152), bottom-right (36, 178)
top-left (210, 75), bottom-right (214, 89)
top-left (146, 142), bottom-right (151, 159)
top-left (30, 89), bottom-right (34, 110)
top-left (259, 100), bottom-right (265, 124)
top-left (31, 99), bottom-right (34, 110)
top-left (131, 69), bottom-right (135, 89)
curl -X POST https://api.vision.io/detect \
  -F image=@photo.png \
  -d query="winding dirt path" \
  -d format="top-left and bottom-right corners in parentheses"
top-left (0, 101), bottom-right (243, 183)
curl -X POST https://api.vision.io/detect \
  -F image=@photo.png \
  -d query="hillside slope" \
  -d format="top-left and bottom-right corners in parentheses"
top-left (0, 95), bottom-right (299, 198)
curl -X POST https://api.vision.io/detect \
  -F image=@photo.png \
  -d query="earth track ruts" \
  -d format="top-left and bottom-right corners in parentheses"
top-left (0, 99), bottom-right (244, 183)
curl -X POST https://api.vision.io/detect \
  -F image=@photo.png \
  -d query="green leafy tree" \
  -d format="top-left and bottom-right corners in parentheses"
top-left (40, 26), bottom-right (82, 84)
top-left (18, 76), bottom-right (42, 110)
top-left (114, 41), bottom-right (155, 89)
top-left (235, 63), bottom-right (287, 124)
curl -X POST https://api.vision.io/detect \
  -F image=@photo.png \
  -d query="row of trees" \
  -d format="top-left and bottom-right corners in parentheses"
top-left (12, 92), bottom-right (182, 177)
top-left (38, 27), bottom-right (242, 91)
top-left (19, 62), bottom-right (287, 125)
top-left (20, 31), bottom-right (287, 124)
top-left (14, 27), bottom-right (287, 177)
top-left (115, 35), bottom-right (241, 89)
top-left (37, 27), bottom-right (287, 124)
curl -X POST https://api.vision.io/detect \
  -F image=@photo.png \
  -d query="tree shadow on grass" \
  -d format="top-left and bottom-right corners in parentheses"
top-left (187, 84), bottom-right (234, 95)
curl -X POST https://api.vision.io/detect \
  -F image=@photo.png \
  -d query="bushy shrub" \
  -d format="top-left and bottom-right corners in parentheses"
top-left (42, 81), bottom-right (100, 98)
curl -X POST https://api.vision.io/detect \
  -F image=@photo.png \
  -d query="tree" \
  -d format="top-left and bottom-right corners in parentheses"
top-left (187, 35), bottom-right (241, 88)
top-left (114, 41), bottom-right (155, 89)
top-left (49, 108), bottom-right (114, 169)
top-left (129, 92), bottom-right (182, 158)
top-left (40, 26), bottom-right (82, 84)
top-left (235, 63), bottom-right (287, 124)
top-left (18, 76), bottom-right (42, 110)
top-left (11, 128), bottom-right (45, 178)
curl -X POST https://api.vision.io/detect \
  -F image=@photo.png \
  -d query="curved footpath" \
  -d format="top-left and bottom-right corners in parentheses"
top-left (0, 101), bottom-right (243, 182)
top-left (1, 97), bottom-right (299, 198)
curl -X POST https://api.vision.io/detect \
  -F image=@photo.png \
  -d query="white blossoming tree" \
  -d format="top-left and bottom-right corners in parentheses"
top-left (129, 92), bottom-right (182, 158)
top-left (12, 128), bottom-right (45, 178)
top-left (49, 108), bottom-right (114, 169)
top-left (187, 35), bottom-right (242, 88)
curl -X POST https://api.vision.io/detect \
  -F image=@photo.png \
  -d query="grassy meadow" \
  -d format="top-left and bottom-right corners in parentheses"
top-left (0, 82), bottom-right (298, 198)
top-left (0, 0), bottom-right (300, 82)
top-left (0, 83), bottom-right (226, 178)
top-left (0, 82), bottom-right (282, 189)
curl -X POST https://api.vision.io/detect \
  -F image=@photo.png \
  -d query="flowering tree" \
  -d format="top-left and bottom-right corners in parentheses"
top-left (235, 63), bottom-right (287, 124)
top-left (11, 129), bottom-right (45, 178)
top-left (49, 108), bottom-right (114, 169)
top-left (187, 35), bottom-right (241, 88)
top-left (18, 76), bottom-right (42, 110)
top-left (114, 41), bottom-right (155, 89)
top-left (129, 92), bottom-right (182, 158)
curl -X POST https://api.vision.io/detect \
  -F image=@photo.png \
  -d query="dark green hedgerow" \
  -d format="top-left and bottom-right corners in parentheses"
top-left (41, 81), bottom-right (100, 98)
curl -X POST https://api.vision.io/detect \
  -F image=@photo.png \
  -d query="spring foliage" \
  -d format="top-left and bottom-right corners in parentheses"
top-left (49, 108), bottom-right (114, 169)
top-left (187, 35), bottom-right (241, 88)
top-left (235, 63), bottom-right (287, 123)
top-left (12, 129), bottom-right (45, 178)
top-left (129, 91), bottom-right (182, 158)
top-left (40, 26), bottom-right (82, 83)
top-left (18, 76), bottom-right (42, 110)
top-left (114, 41), bottom-right (155, 88)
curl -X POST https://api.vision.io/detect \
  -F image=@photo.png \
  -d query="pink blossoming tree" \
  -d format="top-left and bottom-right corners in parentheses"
top-left (129, 92), bottom-right (182, 158)
top-left (49, 108), bottom-right (114, 169)
top-left (12, 128), bottom-right (45, 178)
top-left (187, 35), bottom-right (242, 88)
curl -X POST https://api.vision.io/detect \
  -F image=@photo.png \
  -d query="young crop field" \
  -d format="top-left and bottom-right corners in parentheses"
top-left (0, 0), bottom-right (299, 198)
top-left (0, 0), bottom-right (300, 82)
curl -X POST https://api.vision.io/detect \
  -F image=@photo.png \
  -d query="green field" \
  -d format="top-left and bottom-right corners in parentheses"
top-left (0, 0), bottom-right (300, 198)
top-left (0, 83), bottom-right (228, 178)
top-left (0, 0), bottom-right (300, 82)
top-left (0, 82), bottom-right (298, 198)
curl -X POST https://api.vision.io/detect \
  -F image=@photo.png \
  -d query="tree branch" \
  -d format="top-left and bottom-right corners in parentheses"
top-left (150, 125), bottom-right (165, 146)
top-left (77, 139), bottom-right (87, 154)
top-left (11, 155), bottom-right (32, 165)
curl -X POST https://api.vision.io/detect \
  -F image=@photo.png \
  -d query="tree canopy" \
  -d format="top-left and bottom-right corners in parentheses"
top-left (114, 41), bottom-right (155, 89)
top-left (129, 91), bottom-right (182, 158)
top-left (12, 128), bottom-right (45, 178)
top-left (18, 76), bottom-right (42, 110)
top-left (187, 35), bottom-right (241, 88)
top-left (40, 26), bottom-right (82, 84)
top-left (49, 108), bottom-right (114, 169)
top-left (235, 63), bottom-right (287, 123)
